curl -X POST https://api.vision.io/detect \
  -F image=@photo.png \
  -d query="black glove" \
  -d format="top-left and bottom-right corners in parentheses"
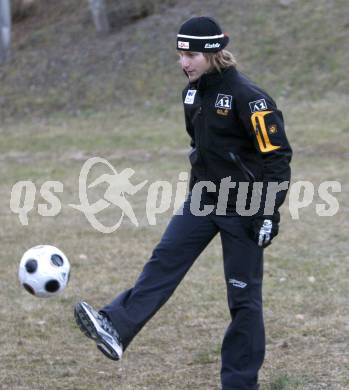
top-left (250, 214), bottom-right (280, 248)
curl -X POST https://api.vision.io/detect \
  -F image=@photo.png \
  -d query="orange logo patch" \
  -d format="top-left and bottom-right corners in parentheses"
top-left (268, 124), bottom-right (277, 134)
top-left (217, 109), bottom-right (229, 116)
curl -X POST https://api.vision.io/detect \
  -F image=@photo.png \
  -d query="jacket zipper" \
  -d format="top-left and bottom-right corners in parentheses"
top-left (229, 152), bottom-right (256, 182)
top-left (197, 105), bottom-right (209, 178)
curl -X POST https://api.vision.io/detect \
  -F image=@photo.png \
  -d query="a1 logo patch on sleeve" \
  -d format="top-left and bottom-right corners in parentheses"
top-left (249, 98), bottom-right (268, 113)
top-left (215, 94), bottom-right (232, 109)
top-left (184, 89), bottom-right (197, 104)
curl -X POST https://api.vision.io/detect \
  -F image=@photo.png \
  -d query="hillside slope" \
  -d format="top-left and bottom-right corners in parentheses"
top-left (0, 0), bottom-right (348, 120)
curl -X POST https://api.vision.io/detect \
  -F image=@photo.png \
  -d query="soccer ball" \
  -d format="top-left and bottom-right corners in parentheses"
top-left (18, 245), bottom-right (70, 298)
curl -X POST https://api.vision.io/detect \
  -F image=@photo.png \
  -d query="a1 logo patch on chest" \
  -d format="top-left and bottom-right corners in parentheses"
top-left (215, 94), bottom-right (232, 109)
top-left (184, 89), bottom-right (197, 104)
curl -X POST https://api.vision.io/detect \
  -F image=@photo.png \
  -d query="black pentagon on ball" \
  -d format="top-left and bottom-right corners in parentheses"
top-left (25, 259), bottom-right (38, 273)
top-left (45, 279), bottom-right (60, 293)
top-left (51, 254), bottom-right (64, 267)
top-left (23, 283), bottom-right (36, 295)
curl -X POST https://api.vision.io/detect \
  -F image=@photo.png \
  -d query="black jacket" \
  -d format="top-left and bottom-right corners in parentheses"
top-left (182, 66), bottom-right (292, 216)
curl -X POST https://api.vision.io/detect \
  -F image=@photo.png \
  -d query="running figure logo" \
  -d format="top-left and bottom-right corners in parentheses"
top-left (70, 157), bottom-right (148, 233)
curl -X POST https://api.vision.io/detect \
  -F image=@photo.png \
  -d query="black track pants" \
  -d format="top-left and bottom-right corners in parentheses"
top-left (101, 198), bottom-right (264, 390)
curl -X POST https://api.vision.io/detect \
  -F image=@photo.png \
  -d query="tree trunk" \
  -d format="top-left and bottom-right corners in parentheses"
top-left (88, 0), bottom-right (110, 34)
top-left (0, 0), bottom-right (11, 64)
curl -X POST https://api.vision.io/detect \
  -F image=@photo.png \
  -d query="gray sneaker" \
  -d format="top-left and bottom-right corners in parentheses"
top-left (74, 301), bottom-right (123, 361)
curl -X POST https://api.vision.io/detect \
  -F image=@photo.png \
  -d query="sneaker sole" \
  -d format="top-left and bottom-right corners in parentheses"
top-left (74, 302), bottom-right (121, 361)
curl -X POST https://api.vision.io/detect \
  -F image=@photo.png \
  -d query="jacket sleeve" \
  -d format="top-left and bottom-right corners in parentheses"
top-left (184, 111), bottom-right (195, 148)
top-left (236, 88), bottom-right (293, 216)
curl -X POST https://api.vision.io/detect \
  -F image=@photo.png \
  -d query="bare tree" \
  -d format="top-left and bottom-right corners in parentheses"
top-left (88, 0), bottom-right (110, 34)
top-left (0, 0), bottom-right (11, 64)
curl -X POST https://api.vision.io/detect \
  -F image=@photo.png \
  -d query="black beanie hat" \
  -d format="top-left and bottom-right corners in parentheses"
top-left (177, 16), bottom-right (229, 53)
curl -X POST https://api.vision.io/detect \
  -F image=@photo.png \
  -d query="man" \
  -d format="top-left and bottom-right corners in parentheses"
top-left (74, 16), bottom-right (292, 390)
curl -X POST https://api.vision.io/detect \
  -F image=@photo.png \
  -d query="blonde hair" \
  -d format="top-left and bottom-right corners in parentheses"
top-left (204, 50), bottom-right (237, 72)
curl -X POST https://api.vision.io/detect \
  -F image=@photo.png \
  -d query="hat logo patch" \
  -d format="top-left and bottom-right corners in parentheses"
top-left (215, 94), bottom-right (232, 109)
top-left (178, 41), bottom-right (190, 49)
top-left (204, 43), bottom-right (220, 49)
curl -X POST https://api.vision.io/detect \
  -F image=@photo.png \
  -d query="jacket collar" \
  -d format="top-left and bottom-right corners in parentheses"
top-left (190, 66), bottom-right (236, 91)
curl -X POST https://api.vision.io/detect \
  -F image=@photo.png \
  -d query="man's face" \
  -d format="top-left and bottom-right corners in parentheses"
top-left (178, 51), bottom-right (212, 82)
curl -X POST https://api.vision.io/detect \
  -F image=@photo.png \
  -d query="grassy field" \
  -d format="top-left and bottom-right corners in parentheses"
top-left (1, 0), bottom-right (348, 389)
top-left (1, 98), bottom-right (348, 389)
